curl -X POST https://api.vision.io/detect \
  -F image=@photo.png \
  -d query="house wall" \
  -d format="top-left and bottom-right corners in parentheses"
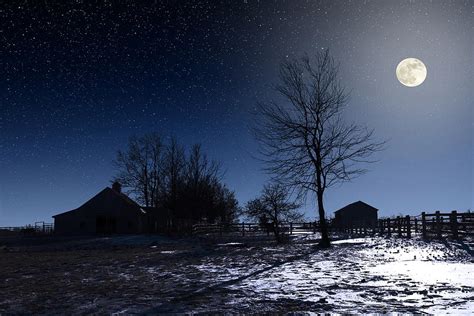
top-left (53, 187), bottom-right (151, 235)
top-left (54, 208), bottom-right (145, 235)
top-left (54, 210), bottom-right (96, 235)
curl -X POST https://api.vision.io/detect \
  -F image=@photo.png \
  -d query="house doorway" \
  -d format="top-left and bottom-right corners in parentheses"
top-left (96, 216), bottom-right (117, 234)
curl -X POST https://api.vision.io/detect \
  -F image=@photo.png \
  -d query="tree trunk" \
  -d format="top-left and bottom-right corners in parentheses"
top-left (273, 221), bottom-right (281, 243)
top-left (317, 192), bottom-right (331, 248)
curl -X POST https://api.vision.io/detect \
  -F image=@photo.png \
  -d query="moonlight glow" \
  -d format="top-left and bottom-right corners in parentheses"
top-left (396, 58), bottom-right (427, 87)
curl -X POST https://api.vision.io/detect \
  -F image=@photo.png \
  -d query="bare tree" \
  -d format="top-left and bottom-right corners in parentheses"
top-left (245, 183), bottom-right (303, 243)
top-left (183, 144), bottom-right (221, 221)
top-left (162, 137), bottom-right (186, 215)
top-left (185, 144), bottom-right (221, 191)
top-left (254, 50), bottom-right (385, 247)
top-left (114, 135), bottom-right (239, 230)
top-left (113, 133), bottom-right (163, 207)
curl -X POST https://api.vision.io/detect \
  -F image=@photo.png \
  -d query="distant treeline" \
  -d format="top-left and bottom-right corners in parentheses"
top-left (113, 133), bottom-right (239, 225)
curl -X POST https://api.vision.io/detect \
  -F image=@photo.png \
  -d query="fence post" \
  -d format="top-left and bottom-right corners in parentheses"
top-left (290, 222), bottom-right (293, 235)
top-left (406, 215), bottom-right (411, 238)
top-left (414, 218), bottom-right (418, 233)
top-left (451, 210), bottom-right (458, 239)
top-left (242, 222), bottom-right (245, 236)
top-left (363, 226), bottom-right (367, 235)
top-left (387, 218), bottom-right (391, 237)
top-left (436, 211), bottom-right (442, 239)
top-left (421, 212), bottom-right (426, 238)
top-left (380, 219), bottom-right (384, 234)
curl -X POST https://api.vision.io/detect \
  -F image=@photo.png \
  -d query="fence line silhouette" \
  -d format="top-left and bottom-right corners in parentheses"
top-left (193, 211), bottom-right (474, 240)
top-left (2, 212), bottom-right (472, 239)
top-left (0, 222), bottom-right (54, 236)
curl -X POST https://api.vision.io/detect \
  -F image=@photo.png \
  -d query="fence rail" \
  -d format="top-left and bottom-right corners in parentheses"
top-left (192, 211), bottom-right (473, 240)
top-left (420, 211), bottom-right (473, 239)
top-left (192, 221), bottom-right (321, 236)
top-left (0, 222), bottom-right (54, 236)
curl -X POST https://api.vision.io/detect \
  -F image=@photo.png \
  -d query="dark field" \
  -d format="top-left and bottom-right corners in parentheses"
top-left (0, 234), bottom-right (473, 314)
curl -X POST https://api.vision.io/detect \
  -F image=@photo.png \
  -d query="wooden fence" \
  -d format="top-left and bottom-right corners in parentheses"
top-left (0, 222), bottom-right (54, 236)
top-left (192, 211), bottom-right (473, 240)
top-left (420, 211), bottom-right (473, 239)
top-left (354, 211), bottom-right (473, 239)
top-left (192, 221), bottom-right (321, 236)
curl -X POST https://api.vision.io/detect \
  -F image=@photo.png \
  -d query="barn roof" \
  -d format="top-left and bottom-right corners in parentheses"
top-left (53, 187), bottom-right (146, 218)
top-left (334, 200), bottom-right (378, 214)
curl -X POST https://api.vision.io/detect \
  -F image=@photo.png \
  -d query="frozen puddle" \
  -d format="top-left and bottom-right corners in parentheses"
top-left (216, 242), bottom-right (245, 247)
top-left (424, 300), bottom-right (474, 315)
top-left (332, 238), bottom-right (369, 245)
top-left (223, 238), bottom-right (474, 313)
top-left (369, 260), bottom-right (473, 286)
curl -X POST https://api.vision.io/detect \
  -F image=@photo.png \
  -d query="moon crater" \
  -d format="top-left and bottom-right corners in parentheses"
top-left (396, 58), bottom-right (427, 87)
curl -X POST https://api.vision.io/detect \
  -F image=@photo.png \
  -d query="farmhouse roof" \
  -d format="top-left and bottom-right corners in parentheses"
top-left (53, 186), bottom-right (146, 218)
top-left (334, 200), bottom-right (378, 214)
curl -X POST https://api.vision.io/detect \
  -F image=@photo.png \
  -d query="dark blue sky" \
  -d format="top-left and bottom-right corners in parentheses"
top-left (1, 1), bottom-right (472, 226)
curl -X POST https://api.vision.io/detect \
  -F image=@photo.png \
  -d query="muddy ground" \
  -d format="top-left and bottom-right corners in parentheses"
top-left (0, 233), bottom-right (473, 314)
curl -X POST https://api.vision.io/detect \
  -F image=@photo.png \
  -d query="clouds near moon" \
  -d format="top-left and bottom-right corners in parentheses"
top-left (396, 58), bottom-right (427, 87)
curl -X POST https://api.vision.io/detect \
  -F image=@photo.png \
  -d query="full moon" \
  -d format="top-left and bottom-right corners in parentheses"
top-left (396, 58), bottom-right (427, 87)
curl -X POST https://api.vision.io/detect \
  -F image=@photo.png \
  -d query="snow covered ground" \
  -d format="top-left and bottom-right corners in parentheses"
top-left (0, 234), bottom-right (472, 314)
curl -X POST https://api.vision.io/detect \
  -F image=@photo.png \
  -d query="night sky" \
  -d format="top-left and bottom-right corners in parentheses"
top-left (1, 1), bottom-right (472, 226)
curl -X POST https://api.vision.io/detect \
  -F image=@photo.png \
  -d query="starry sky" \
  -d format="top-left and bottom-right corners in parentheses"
top-left (1, 1), bottom-right (472, 226)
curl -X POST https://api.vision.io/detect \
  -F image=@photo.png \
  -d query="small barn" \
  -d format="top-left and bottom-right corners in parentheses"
top-left (333, 201), bottom-right (378, 228)
top-left (53, 182), bottom-right (147, 235)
